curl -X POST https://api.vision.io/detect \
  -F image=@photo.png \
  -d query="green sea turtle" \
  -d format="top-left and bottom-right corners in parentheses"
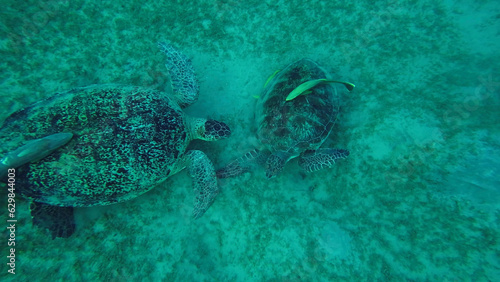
top-left (0, 43), bottom-right (231, 238)
top-left (217, 59), bottom-right (352, 179)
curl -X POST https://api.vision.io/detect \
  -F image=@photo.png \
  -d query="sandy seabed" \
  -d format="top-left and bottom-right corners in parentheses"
top-left (0, 0), bottom-right (499, 280)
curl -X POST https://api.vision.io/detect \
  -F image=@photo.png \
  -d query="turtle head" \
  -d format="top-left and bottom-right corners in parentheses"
top-left (189, 117), bottom-right (231, 141)
top-left (202, 119), bottom-right (231, 141)
top-left (265, 152), bottom-right (289, 178)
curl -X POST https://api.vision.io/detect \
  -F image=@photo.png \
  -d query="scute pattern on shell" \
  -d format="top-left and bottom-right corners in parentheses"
top-left (0, 85), bottom-right (189, 207)
top-left (255, 59), bottom-right (340, 157)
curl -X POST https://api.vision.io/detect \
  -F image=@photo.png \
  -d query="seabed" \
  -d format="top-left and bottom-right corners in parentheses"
top-left (0, 0), bottom-right (499, 280)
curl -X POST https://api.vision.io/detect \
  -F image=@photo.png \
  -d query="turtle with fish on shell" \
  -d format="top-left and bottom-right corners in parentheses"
top-left (217, 58), bottom-right (354, 179)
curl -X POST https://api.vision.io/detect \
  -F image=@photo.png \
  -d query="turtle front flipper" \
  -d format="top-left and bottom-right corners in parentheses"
top-left (180, 150), bottom-right (220, 219)
top-left (299, 148), bottom-right (349, 173)
top-left (158, 42), bottom-right (199, 108)
top-left (0, 133), bottom-right (73, 179)
top-left (265, 151), bottom-right (292, 178)
top-left (30, 201), bottom-right (76, 239)
top-left (216, 149), bottom-right (269, 178)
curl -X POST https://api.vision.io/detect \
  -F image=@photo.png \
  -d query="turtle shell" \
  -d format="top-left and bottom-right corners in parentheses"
top-left (0, 85), bottom-right (188, 207)
top-left (255, 59), bottom-right (342, 157)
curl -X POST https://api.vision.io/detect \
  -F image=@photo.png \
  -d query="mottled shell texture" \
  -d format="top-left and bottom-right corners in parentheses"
top-left (0, 85), bottom-right (188, 207)
top-left (255, 59), bottom-right (342, 157)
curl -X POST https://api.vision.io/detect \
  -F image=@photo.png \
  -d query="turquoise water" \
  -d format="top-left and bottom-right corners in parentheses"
top-left (1, 0), bottom-right (499, 280)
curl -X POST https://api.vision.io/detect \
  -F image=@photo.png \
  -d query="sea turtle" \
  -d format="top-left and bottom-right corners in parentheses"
top-left (216, 59), bottom-right (352, 179)
top-left (0, 42), bottom-right (231, 238)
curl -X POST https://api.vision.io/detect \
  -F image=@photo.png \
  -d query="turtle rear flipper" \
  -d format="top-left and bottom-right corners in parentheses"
top-left (0, 133), bottom-right (73, 179)
top-left (299, 148), bottom-right (349, 173)
top-left (216, 149), bottom-right (268, 178)
top-left (30, 201), bottom-right (75, 239)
